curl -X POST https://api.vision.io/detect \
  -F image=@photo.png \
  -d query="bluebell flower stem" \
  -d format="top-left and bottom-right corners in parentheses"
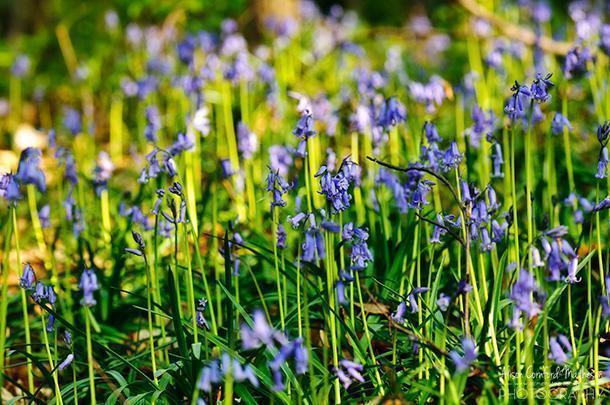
top-left (182, 229), bottom-right (198, 344)
top-left (40, 311), bottom-right (63, 404)
top-left (355, 272), bottom-right (384, 394)
top-left (142, 252), bottom-right (159, 385)
top-left (0, 206), bottom-right (14, 389)
top-left (84, 306), bottom-right (96, 404)
top-left (26, 184), bottom-right (48, 260)
top-left (271, 207), bottom-right (285, 330)
top-left (561, 95), bottom-right (574, 192)
top-left (12, 206), bottom-right (34, 393)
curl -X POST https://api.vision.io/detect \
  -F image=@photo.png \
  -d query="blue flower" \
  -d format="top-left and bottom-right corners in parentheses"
top-left (16, 147), bottom-right (46, 193)
top-left (530, 73), bottom-right (554, 103)
top-left (0, 173), bottom-right (21, 203)
top-left (423, 121), bottom-right (441, 144)
top-left (63, 107), bottom-right (82, 136)
top-left (237, 122), bottom-right (258, 159)
top-left (58, 354), bottom-right (74, 371)
top-left (449, 338), bottom-right (477, 372)
top-left (491, 143), bottom-right (504, 178)
top-left (563, 46), bottom-right (593, 79)
top-left (377, 97), bottom-right (406, 130)
top-left (508, 269), bottom-right (542, 329)
top-left (551, 113), bottom-right (572, 135)
top-left (19, 263), bottom-right (36, 290)
top-left (292, 111), bottom-right (316, 139)
top-left (11, 55), bottom-right (30, 77)
top-left (437, 293), bottom-right (450, 311)
top-left (504, 81), bottom-right (531, 121)
top-left (333, 359), bottom-right (365, 389)
top-left (548, 335), bottom-right (572, 365)
top-left (144, 106), bottom-right (161, 143)
top-left (79, 268), bottom-right (99, 307)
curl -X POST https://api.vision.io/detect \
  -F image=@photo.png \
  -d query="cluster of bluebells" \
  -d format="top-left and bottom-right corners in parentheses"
top-left (333, 359), bottom-right (365, 389)
top-left (595, 122), bottom-right (610, 179)
top-left (419, 122), bottom-right (463, 174)
top-left (198, 353), bottom-right (258, 393)
top-left (315, 157), bottom-right (360, 213)
top-left (391, 287), bottom-right (430, 323)
top-left (240, 311), bottom-right (308, 391)
top-left (1, 148), bottom-right (47, 205)
top-left (342, 222), bottom-right (373, 271)
top-left (449, 338), bottom-right (477, 372)
top-left (79, 268), bottom-right (99, 307)
top-left (536, 226), bottom-right (580, 283)
top-left (508, 268), bottom-right (544, 330)
top-left (266, 168), bottom-right (293, 210)
top-left (20, 263), bottom-right (58, 332)
top-left (461, 182), bottom-right (508, 252)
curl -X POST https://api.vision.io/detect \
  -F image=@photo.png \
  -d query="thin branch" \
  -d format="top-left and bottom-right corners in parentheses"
top-left (458, 0), bottom-right (571, 55)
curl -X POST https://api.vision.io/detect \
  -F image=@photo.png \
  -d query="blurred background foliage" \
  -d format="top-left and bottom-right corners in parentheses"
top-left (0, 0), bottom-right (580, 107)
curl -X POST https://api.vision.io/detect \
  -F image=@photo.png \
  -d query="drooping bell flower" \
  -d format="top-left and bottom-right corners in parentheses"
top-left (530, 73), bottom-right (554, 103)
top-left (333, 359), bottom-right (365, 389)
top-left (19, 263), bottom-right (36, 290)
top-left (16, 147), bottom-right (46, 193)
top-left (548, 334), bottom-right (572, 365)
top-left (449, 338), bottom-right (477, 372)
top-left (79, 268), bottom-right (99, 307)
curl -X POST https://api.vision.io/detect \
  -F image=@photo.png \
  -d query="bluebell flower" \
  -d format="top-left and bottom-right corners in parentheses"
top-left (276, 224), bottom-right (287, 249)
top-left (316, 160), bottom-right (357, 214)
top-left (491, 143), bottom-right (504, 178)
top-left (551, 113), bottom-right (572, 135)
top-left (16, 147), bottom-right (46, 193)
top-left (548, 335), bottom-right (572, 365)
top-left (93, 152), bottom-right (114, 196)
top-left (508, 269), bottom-right (542, 329)
top-left (423, 121), bottom-right (441, 144)
top-left (46, 314), bottom-right (56, 332)
top-left (237, 122), bottom-right (258, 159)
top-left (333, 359), bottom-right (365, 389)
top-left (63, 107), bottom-right (82, 136)
top-left (449, 338), bottom-right (477, 372)
top-left (11, 55), bottom-right (30, 77)
top-left (79, 268), bottom-right (99, 307)
top-left (144, 106), bottom-right (161, 143)
top-left (596, 147), bottom-right (608, 179)
top-left (504, 81), bottom-right (531, 121)
top-left (530, 73), bottom-right (554, 103)
top-left (266, 168), bottom-right (292, 210)
top-left (442, 142), bottom-right (462, 170)
top-left (406, 287), bottom-right (430, 314)
top-left (196, 298), bottom-right (210, 330)
top-left (467, 105), bottom-right (495, 147)
top-left (240, 310), bottom-right (278, 350)
top-left (0, 174), bottom-right (21, 202)
top-left (287, 212), bottom-right (307, 228)
top-left (292, 111), bottom-right (316, 139)
top-left (302, 225), bottom-right (325, 263)
top-left (39, 204), bottom-right (50, 228)
top-left (221, 159), bottom-right (235, 178)
top-left (58, 354), bottom-right (74, 371)
top-left (437, 293), bottom-right (450, 311)
top-left (391, 302), bottom-right (407, 324)
top-left (377, 97), bottom-right (406, 130)
top-left (408, 76), bottom-right (448, 113)
top-left (32, 282), bottom-right (48, 303)
top-left (563, 46), bottom-right (593, 79)
top-left (168, 133), bottom-right (195, 156)
top-left (19, 263), bottom-right (36, 290)
top-left (177, 35), bottom-right (196, 65)
top-left (198, 359), bottom-right (222, 392)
